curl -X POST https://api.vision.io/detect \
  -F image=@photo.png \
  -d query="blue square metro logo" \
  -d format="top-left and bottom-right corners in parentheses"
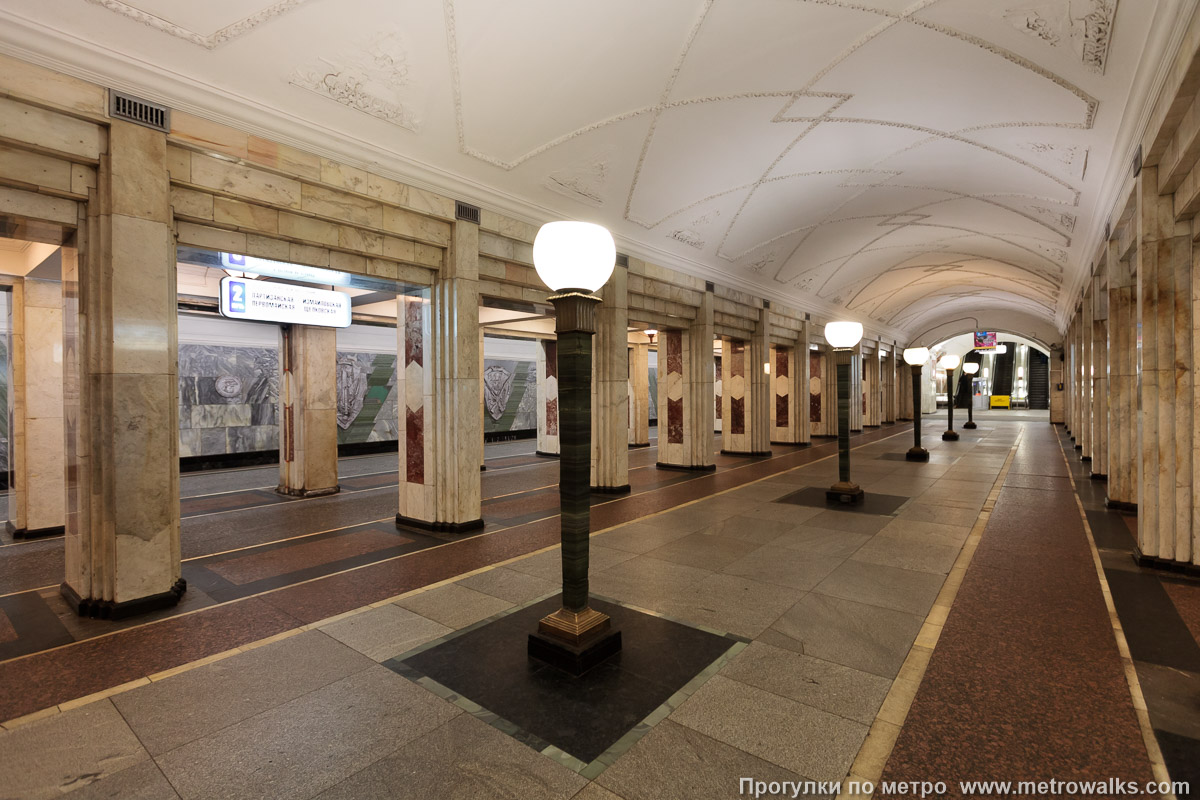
top-left (227, 280), bottom-right (246, 314)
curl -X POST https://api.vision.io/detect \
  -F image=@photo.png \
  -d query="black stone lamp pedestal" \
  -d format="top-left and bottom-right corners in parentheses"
top-left (943, 370), bottom-right (959, 442)
top-left (906, 363), bottom-right (929, 462)
top-left (826, 347), bottom-right (864, 505)
top-left (528, 290), bottom-right (622, 676)
top-left (963, 375), bottom-right (978, 429)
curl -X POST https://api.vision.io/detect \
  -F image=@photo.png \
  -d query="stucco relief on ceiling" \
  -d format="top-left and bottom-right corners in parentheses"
top-left (83, 0), bottom-right (312, 49)
top-left (290, 31), bottom-right (419, 131)
top-left (1001, 0), bottom-right (1118, 74)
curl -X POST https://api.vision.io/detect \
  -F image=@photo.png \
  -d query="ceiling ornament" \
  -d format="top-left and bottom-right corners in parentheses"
top-left (1001, 0), bottom-right (1118, 74)
top-left (1027, 204), bottom-right (1078, 232)
top-left (668, 211), bottom-right (721, 250)
top-left (290, 31), bottom-right (419, 131)
top-left (1017, 141), bottom-right (1088, 179)
top-left (545, 155), bottom-right (610, 206)
top-left (83, 0), bottom-right (312, 49)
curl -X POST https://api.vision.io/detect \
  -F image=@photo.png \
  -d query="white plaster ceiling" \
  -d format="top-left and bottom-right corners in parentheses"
top-left (0, 0), bottom-right (1189, 344)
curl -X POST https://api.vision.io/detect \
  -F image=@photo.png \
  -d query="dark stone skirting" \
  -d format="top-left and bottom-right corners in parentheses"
top-left (719, 449), bottom-right (772, 457)
top-left (396, 514), bottom-right (485, 534)
top-left (276, 485), bottom-right (340, 498)
top-left (628, 442), bottom-right (651, 449)
top-left (6, 520), bottom-right (65, 540)
top-left (1132, 546), bottom-right (1200, 580)
top-left (1106, 497), bottom-right (1138, 513)
top-left (590, 484), bottom-right (632, 495)
top-left (61, 578), bottom-right (187, 620)
top-left (535, 451), bottom-right (561, 458)
top-left (655, 462), bottom-right (716, 472)
top-left (770, 440), bottom-right (812, 447)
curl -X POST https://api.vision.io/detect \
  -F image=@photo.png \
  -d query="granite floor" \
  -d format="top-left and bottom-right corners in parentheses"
top-left (0, 419), bottom-right (1183, 800)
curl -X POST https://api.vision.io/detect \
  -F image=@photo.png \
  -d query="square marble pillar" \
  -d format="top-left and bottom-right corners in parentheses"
top-left (720, 337), bottom-right (768, 455)
top-left (748, 307), bottom-right (771, 455)
top-left (687, 292), bottom-right (716, 467)
top-left (1081, 294), bottom-right (1093, 459)
top-left (848, 347), bottom-right (864, 432)
top-left (628, 342), bottom-right (650, 447)
top-left (62, 120), bottom-right (184, 618)
top-left (7, 277), bottom-right (66, 538)
top-left (398, 222), bottom-right (483, 532)
top-left (1049, 344), bottom-right (1065, 424)
top-left (769, 344), bottom-right (800, 444)
top-left (656, 293), bottom-right (714, 470)
top-left (278, 324), bottom-right (339, 497)
top-left (1108, 241), bottom-right (1135, 504)
top-left (590, 265), bottom-right (630, 492)
top-left (796, 324), bottom-right (812, 444)
top-left (713, 349), bottom-right (722, 435)
top-left (536, 339), bottom-right (560, 456)
top-left (1091, 270), bottom-right (1110, 479)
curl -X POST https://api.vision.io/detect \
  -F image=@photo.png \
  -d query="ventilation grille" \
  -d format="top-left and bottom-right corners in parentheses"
top-left (455, 201), bottom-right (481, 224)
top-left (705, 281), bottom-right (715, 293)
top-left (109, 91), bottom-right (169, 132)
top-left (615, 252), bottom-right (629, 268)
top-left (762, 300), bottom-right (770, 309)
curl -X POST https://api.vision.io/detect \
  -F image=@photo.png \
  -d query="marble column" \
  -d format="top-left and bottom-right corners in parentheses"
top-left (277, 324), bottom-right (339, 497)
top-left (713, 350), bottom-right (722, 435)
top-left (1049, 345), bottom-right (1065, 424)
top-left (796, 324), bottom-right (812, 445)
top-left (849, 347), bottom-right (864, 432)
top-left (1108, 241), bottom-right (1135, 506)
top-left (688, 292), bottom-right (716, 466)
top-left (1091, 270), bottom-right (1109, 478)
top-left (397, 221), bottom-right (484, 531)
top-left (864, 347), bottom-right (881, 427)
top-left (1081, 292), bottom-right (1093, 459)
top-left (749, 307), bottom-right (771, 454)
top-left (6, 277), bottom-right (65, 539)
top-left (628, 342), bottom-right (650, 447)
top-left (536, 339), bottom-right (559, 456)
top-left (1172, 227), bottom-right (1192, 564)
top-left (822, 348), bottom-right (839, 436)
top-left (883, 347), bottom-right (896, 424)
top-left (656, 292), bottom-right (715, 470)
top-left (721, 326), bottom-right (769, 456)
top-left (590, 265), bottom-right (630, 492)
top-left (808, 348), bottom-right (825, 436)
top-left (62, 120), bottom-right (184, 618)
top-left (769, 344), bottom-right (800, 444)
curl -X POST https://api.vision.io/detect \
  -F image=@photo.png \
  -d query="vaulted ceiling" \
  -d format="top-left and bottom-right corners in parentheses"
top-left (0, 0), bottom-right (1184, 342)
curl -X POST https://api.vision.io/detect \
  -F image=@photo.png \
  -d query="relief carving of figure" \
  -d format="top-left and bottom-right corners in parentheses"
top-left (483, 365), bottom-right (515, 421)
top-left (336, 356), bottom-right (370, 430)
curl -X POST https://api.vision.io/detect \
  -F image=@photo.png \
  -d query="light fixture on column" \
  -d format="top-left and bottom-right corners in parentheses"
top-left (764, 361), bottom-right (771, 374)
top-left (644, 328), bottom-right (657, 345)
top-left (902, 346), bottom-right (930, 462)
top-left (962, 361), bottom-right (979, 429)
top-left (939, 353), bottom-right (961, 441)
top-left (825, 320), bottom-right (865, 504)
top-left (528, 221), bottom-right (622, 675)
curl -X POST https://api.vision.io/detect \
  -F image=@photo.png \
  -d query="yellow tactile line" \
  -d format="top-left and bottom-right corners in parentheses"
top-left (1, 429), bottom-right (913, 733)
top-left (1059, 446), bottom-right (1177, 800)
top-left (836, 430), bottom-right (1022, 800)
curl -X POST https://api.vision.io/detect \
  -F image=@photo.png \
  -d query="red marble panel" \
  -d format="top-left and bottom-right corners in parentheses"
top-left (730, 341), bottom-right (745, 378)
top-left (545, 340), bottom-right (557, 380)
top-left (776, 348), bottom-right (788, 378)
top-left (404, 298), bottom-right (423, 367)
top-left (715, 392), bottom-right (721, 420)
top-left (665, 331), bottom-right (682, 375)
top-left (546, 397), bottom-right (558, 436)
top-left (730, 396), bottom-right (745, 434)
top-left (810, 352), bottom-right (822, 423)
top-left (667, 398), bottom-right (683, 444)
top-left (406, 407), bottom-right (424, 484)
top-left (776, 394), bottom-right (788, 427)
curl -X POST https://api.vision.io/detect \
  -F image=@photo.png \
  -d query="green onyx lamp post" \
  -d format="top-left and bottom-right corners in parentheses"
top-left (825, 320), bottom-right (865, 505)
top-left (939, 353), bottom-right (961, 441)
top-left (962, 361), bottom-right (979, 429)
top-left (902, 346), bottom-right (930, 462)
top-left (526, 221), bottom-right (623, 675)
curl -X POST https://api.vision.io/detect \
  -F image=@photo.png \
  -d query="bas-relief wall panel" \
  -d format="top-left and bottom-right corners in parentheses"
top-left (483, 358), bottom-right (537, 433)
top-left (178, 343), bottom-right (402, 457)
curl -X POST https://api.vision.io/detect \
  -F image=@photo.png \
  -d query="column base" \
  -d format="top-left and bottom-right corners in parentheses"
top-left (6, 520), bottom-right (65, 540)
top-left (905, 447), bottom-right (930, 462)
top-left (276, 485), bottom-right (340, 498)
top-left (942, 430), bottom-right (960, 441)
top-left (395, 514), bottom-right (485, 534)
top-left (628, 442), bottom-right (651, 449)
top-left (655, 462), bottom-right (717, 472)
top-left (534, 450), bottom-right (560, 459)
top-left (962, 421), bottom-right (977, 429)
top-left (719, 449), bottom-right (773, 457)
top-left (62, 578), bottom-right (187, 620)
top-left (771, 440), bottom-right (811, 447)
top-left (1074, 444), bottom-right (1083, 451)
top-left (1090, 472), bottom-right (1108, 480)
top-left (864, 424), bottom-right (881, 429)
top-left (1081, 455), bottom-right (1091, 462)
top-left (826, 482), bottom-right (865, 505)
top-left (1132, 546), bottom-right (1200, 579)
top-left (590, 484), bottom-right (631, 495)
top-left (528, 627), bottom-right (623, 676)
top-left (1105, 498), bottom-right (1137, 512)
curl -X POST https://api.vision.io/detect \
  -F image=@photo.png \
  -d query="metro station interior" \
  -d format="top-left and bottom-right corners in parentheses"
top-left (0, 1), bottom-right (1199, 798)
